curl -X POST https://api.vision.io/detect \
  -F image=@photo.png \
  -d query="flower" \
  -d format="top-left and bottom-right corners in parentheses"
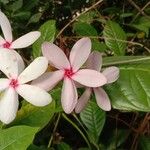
top-left (75, 51), bottom-right (119, 113)
top-left (0, 11), bottom-right (40, 50)
top-left (32, 38), bottom-right (107, 113)
top-left (0, 49), bottom-right (52, 124)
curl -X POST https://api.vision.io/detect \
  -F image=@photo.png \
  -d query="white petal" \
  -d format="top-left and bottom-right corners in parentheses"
top-left (10, 31), bottom-right (41, 49)
top-left (0, 48), bottom-right (19, 78)
top-left (0, 88), bottom-right (18, 124)
top-left (102, 66), bottom-right (119, 84)
top-left (18, 57), bottom-right (48, 84)
top-left (0, 78), bottom-right (9, 91)
top-left (69, 37), bottom-right (91, 71)
top-left (17, 84), bottom-right (52, 106)
top-left (42, 42), bottom-right (70, 69)
top-left (32, 70), bottom-right (64, 91)
top-left (0, 11), bottom-right (12, 42)
top-left (72, 69), bottom-right (107, 87)
top-left (61, 78), bottom-right (77, 114)
top-left (13, 50), bottom-right (25, 74)
top-left (75, 88), bottom-right (92, 113)
top-left (0, 35), bottom-right (5, 45)
top-left (86, 51), bottom-right (102, 71)
top-left (94, 87), bottom-right (111, 111)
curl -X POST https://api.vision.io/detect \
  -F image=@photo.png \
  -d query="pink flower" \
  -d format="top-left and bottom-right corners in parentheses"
top-left (0, 11), bottom-right (40, 50)
top-left (32, 38), bottom-right (107, 113)
top-left (0, 49), bottom-right (52, 124)
top-left (75, 51), bottom-right (119, 113)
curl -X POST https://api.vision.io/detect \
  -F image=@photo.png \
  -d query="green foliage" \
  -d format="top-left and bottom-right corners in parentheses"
top-left (103, 20), bottom-right (127, 55)
top-left (0, 126), bottom-right (38, 150)
top-left (8, 101), bottom-right (55, 128)
top-left (32, 20), bottom-right (56, 58)
top-left (80, 101), bottom-right (105, 145)
top-left (56, 142), bottom-right (71, 150)
top-left (139, 136), bottom-right (150, 150)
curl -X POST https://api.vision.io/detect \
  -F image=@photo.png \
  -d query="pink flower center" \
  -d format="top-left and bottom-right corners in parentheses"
top-left (3, 41), bottom-right (11, 48)
top-left (9, 79), bottom-right (19, 89)
top-left (64, 68), bottom-right (74, 78)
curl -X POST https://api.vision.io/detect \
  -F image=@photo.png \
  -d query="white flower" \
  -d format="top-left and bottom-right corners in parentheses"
top-left (0, 11), bottom-right (40, 49)
top-left (32, 38), bottom-right (107, 113)
top-left (0, 49), bottom-right (52, 124)
top-left (75, 51), bottom-right (119, 113)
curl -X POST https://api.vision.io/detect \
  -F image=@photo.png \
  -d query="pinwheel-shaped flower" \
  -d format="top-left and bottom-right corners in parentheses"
top-left (32, 38), bottom-right (107, 113)
top-left (0, 49), bottom-right (52, 124)
top-left (0, 11), bottom-right (40, 50)
top-left (75, 51), bottom-right (119, 113)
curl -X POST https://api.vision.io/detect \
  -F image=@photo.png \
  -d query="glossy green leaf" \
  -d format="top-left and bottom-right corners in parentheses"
top-left (80, 101), bottom-right (105, 144)
top-left (139, 136), bottom-right (150, 150)
top-left (0, 126), bottom-right (38, 150)
top-left (9, 100), bottom-right (55, 128)
top-left (73, 22), bottom-right (106, 52)
top-left (105, 63), bottom-right (150, 111)
top-left (32, 20), bottom-right (56, 58)
top-left (103, 20), bottom-right (127, 55)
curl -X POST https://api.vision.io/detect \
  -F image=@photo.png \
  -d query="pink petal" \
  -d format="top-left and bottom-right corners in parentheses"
top-left (0, 48), bottom-right (19, 78)
top-left (75, 88), bottom-right (92, 113)
top-left (69, 37), bottom-right (91, 71)
top-left (0, 88), bottom-right (18, 124)
top-left (10, 31), bottom-right (40, 49)
top-left (86, 51), bottom-right (102, 71)
top-left (17, 84), bottom-right (52, 106)
top-left (72, 69), bottom-right (107, 87)
top-left (102, 66), bottom-right (119, 84)
top-left (18, 57), bottom-right (48, 84)
top-left (0, 11), bottom-right (13, 42)
top-left (94, 87), bottom-right (111, 111)
top-left (42, 42), bottom-right (70, 69)
top-left (61, 78), bottom-right (77, 114)
top-left (0, 78), bottom-right (9, 91)
top-left (32, 70), bottom-right (64, 91)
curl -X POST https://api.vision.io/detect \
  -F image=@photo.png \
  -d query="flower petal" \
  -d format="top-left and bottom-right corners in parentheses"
top-left (42, 42), bottom-right (70, 69)
top-left (0, 48), bottom-right (19, 78)
top-left (17, 84), bottom-right (52, 106)
top-left (61, 78), bottom-right (77, 114)
top-left (94, 87), bottom-right (111, 111)
top-left (10, 31), bottom-right (41, 49)
top-left (102, 66), bottom-right (119, 84)
top-left (18, 57), bottom-right (48, 84)
top-left (13, 50), bottom-right (25, 74)
top-left (0, 88), bottom-right (18, 124)
top-left (75, 88), bottom-right (92, 113)
top-left (0, 35), bottom-right (5, 45)
top-left (86, 51), bottom-right (102, 71)
top-left (72, 69), bottom-right (107, 87)
top-left (69, 37), bottom-right (91, 71)
top-left (32, 70), bottom-right (64, 91)
top-left (0, 11), bottom-right (12, 42)
top-left (0, 78), bottom-right (9, 91)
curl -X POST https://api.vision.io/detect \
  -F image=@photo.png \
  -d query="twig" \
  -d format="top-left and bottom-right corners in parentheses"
top-left (56, 0), bottom-right (103, 39)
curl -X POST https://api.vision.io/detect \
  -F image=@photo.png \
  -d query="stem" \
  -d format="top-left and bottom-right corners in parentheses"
top-left (48, 113), bottom-right (61, 148)
top-left (103, 57), bottom-right (150, 67)
top-left (62, 113), bottom-right (92, 150)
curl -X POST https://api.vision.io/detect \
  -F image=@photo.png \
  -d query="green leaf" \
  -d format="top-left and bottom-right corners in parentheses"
top-left (8, 101), bottom-right (55, 128)
top-left (80, 101), bottom-right (105, 144)
top-left (9, 0), bottom-right (23, 12)
top-left (27, 13), bottom-right (42, 25)
top-left (103, 20), bottom-right (127, 55)
top-left (139, 136), bottom-right (150, 150)
top-left (73, 22), bottom-right (106, 52)
top-left (27, 144), bottom-right (47, 150)
top-left (0, 125), bottom-right (38, 150)
top-left (32, 20), bottom-right (56, 58)
top-left (105, 62), bottom-right (150, 111)
top-left (57, 142), bottom-right (71, 150)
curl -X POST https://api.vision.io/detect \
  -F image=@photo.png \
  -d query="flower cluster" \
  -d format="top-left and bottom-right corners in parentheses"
top-left (0, 11), bottom-right (119, 124)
